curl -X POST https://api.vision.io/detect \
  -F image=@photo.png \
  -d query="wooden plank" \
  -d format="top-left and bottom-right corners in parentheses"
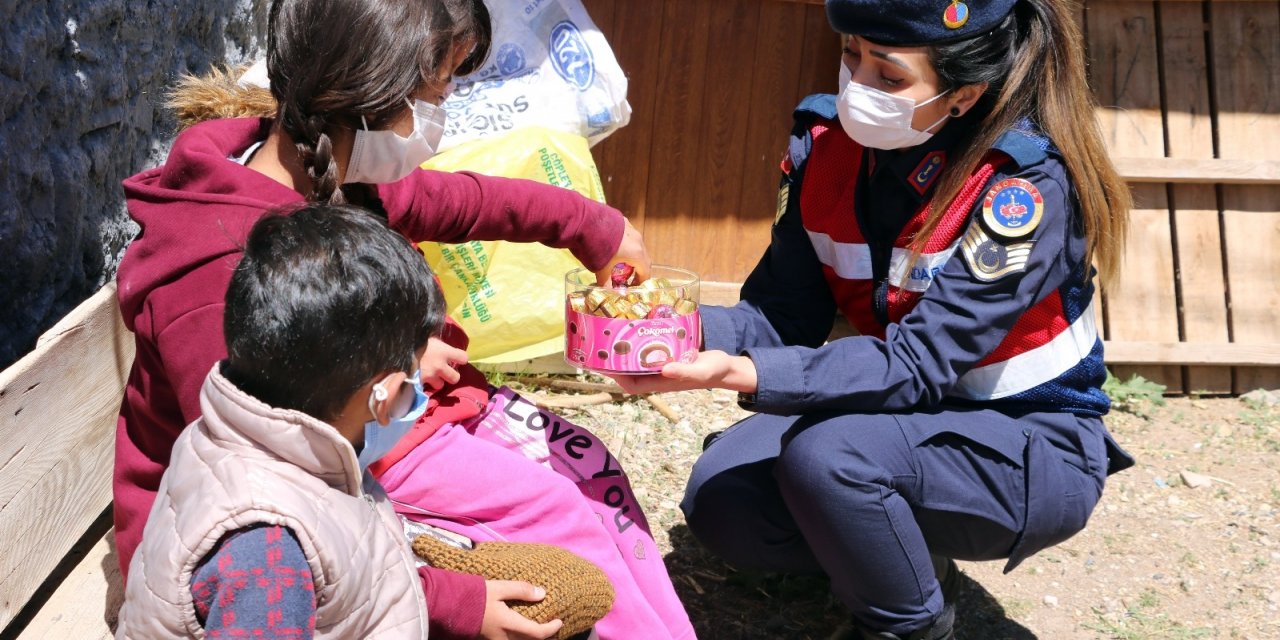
top-left (16, 531), bottom-right (119, 640)
top-left (702, 281), bottom-right (744, 307)
top-left (1082, 0), bottom-right (1102, 342)
top-left (792, 4), bottom-right (842, 105)
top-left (1087, 0), bottom-right (1184, 391)
top-left (1104, 342), bottom-right (1280, 366)
top-left (583, 0), bottom-right (666, 229)
top-left (640, 0), bottom-right (715, 271)
top-left (682, 0), bottom-right (763, 281)
top-left (0, 284), bottom-right (132, 630)
top-left (1211, 1), bottom-right (1280, 392)
top-left (580, 0), bottom-right (614, 37)
top-left (731, 0), bottom-right (809, 278)
top-left (1112, 157), bottom-right (1280, 183)
top-left (1159, 1), bottom-right (1233, 393)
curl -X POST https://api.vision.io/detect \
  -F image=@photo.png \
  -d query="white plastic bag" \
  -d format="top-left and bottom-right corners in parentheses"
top-left (440, 0), bottom-right (630, 151)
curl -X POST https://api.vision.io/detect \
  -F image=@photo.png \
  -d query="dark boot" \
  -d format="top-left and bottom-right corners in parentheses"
top-left (829, 604), bottom-right (956, 640)
top-left (702, 429), bottom-right (725, 450)
top-left (931, 554), bottom-right (962, 605)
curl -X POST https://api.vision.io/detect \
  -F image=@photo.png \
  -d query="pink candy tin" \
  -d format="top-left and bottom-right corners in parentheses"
top-left (564, 266), bottom-right (701, 375)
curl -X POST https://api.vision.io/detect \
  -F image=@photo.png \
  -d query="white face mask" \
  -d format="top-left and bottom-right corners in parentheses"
top-left (836, 62), bottom-right (951, 150)
top-left (343, 99), bottom-right (446, 185)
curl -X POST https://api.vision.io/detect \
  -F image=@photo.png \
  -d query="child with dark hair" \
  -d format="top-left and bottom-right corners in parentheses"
top-left (114, 0), bottom-right (694, 637)
top-left (117, 203), bottom-right (564, 639)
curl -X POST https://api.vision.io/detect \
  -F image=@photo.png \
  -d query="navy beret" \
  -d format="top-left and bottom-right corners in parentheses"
top-left (826, 0), bottom-right (1017, 46)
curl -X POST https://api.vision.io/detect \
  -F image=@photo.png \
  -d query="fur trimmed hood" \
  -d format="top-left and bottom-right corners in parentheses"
top-left (168, 65), bottom-right (277, 130)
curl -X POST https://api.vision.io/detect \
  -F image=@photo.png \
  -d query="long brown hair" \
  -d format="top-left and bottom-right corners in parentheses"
top-left (911, 0), bottom-right (1129, 287)
top-left (267, 0), bottom-right (491, 204)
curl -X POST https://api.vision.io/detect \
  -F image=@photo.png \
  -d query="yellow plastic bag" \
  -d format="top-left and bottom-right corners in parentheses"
top-left (419, 127), bottom-right (607, 363)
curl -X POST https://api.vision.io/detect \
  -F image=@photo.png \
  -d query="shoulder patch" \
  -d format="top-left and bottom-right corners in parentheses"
top-left (961, 223), bottom-right (1034, 282)
top-left (909, 151), bottom-right (946, 195)
top-left (981, 178), bottom-right (1044, 240)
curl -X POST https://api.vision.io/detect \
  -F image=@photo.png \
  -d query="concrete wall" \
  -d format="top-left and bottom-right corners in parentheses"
top-left (0, 0), bottom-right (266, 369)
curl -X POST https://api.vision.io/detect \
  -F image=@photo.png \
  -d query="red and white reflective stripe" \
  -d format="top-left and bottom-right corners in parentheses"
top-left (806, 231), bottom-right (961, 293)
top-left (950, 302), bottom-right (1098, 400)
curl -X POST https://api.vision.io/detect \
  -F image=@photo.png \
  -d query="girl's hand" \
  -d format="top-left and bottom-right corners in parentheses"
top-left (479, 580), bottom-right (564, 640)
top-left (609, 350), bottom-right (758, 395)
top-left (595, 217), bottom-right (651, 286)
top-left (419, 337), bottom-right (469, 391)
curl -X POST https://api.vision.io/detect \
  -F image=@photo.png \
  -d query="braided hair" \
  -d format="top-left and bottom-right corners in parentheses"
top-left (266, 0), bottom-right (492, 204)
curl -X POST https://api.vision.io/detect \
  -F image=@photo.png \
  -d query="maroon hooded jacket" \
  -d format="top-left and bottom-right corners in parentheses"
top-left (115, 117), bottom-right (624, 636)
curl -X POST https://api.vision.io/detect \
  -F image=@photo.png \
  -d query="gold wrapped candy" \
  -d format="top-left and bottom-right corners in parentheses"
top-left (672, 299), bottom-right (698, 316)
top-left (586, 289), bottom-right (612, 313)
top-left (571, 279), bottom-right (699, 320)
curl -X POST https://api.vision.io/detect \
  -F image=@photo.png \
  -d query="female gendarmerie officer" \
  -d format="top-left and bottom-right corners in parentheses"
top-left (611, 0), bottom-right (1137, 637)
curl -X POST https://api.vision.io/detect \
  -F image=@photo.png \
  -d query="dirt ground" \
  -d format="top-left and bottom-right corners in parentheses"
top-left (512, 376), bottom-right (1280, 640)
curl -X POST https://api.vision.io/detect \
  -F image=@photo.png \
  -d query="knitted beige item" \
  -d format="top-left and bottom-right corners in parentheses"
top-left (412, 534), bottom-right (615, 639)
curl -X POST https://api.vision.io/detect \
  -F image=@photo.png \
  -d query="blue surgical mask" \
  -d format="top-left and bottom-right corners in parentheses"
top-left (358, 369), bottom-right (429, 470)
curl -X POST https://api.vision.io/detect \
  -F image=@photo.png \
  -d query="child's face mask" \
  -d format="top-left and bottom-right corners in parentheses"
top-left (343, 99), bottom-right (446, 185)
top-left (358, 368), bottom-right (429, 470)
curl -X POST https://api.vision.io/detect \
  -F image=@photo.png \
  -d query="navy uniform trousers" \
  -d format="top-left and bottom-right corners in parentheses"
top-left (681, 405), bottom-right (1110, 635)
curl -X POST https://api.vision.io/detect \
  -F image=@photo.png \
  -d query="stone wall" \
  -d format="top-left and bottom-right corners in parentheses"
top-left (0, 0), bottom-right (266, 369)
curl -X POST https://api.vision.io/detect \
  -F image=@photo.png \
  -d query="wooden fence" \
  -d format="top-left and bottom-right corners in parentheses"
top-left (581, 0), bottom-right (1280, 395)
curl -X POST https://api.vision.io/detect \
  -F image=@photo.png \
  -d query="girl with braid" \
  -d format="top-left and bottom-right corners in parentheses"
top-left (114, 0), bottom-right (693, 638)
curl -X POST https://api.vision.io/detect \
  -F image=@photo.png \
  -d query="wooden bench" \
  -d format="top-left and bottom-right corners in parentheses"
top-left (0, 284), bottom-right (131, 639)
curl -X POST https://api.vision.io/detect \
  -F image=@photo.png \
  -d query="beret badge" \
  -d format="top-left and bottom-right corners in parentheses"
top-left (943, 0), bottom-right (970, 29)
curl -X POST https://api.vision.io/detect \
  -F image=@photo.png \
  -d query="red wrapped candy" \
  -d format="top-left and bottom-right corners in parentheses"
top-left (647, 304), bottom-right (675, 319)
top-left (610, 262), bottom-right (636, 288)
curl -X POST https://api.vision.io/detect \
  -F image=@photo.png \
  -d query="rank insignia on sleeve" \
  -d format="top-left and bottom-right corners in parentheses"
top-left (981, 178), bottom-right (1044, 240)
top-left (961, 223), bottom-right (1033, 282)
top-left (774, 182), bottom-right (791, 225)
top-left (909, 151), bottom-right (946, 195)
